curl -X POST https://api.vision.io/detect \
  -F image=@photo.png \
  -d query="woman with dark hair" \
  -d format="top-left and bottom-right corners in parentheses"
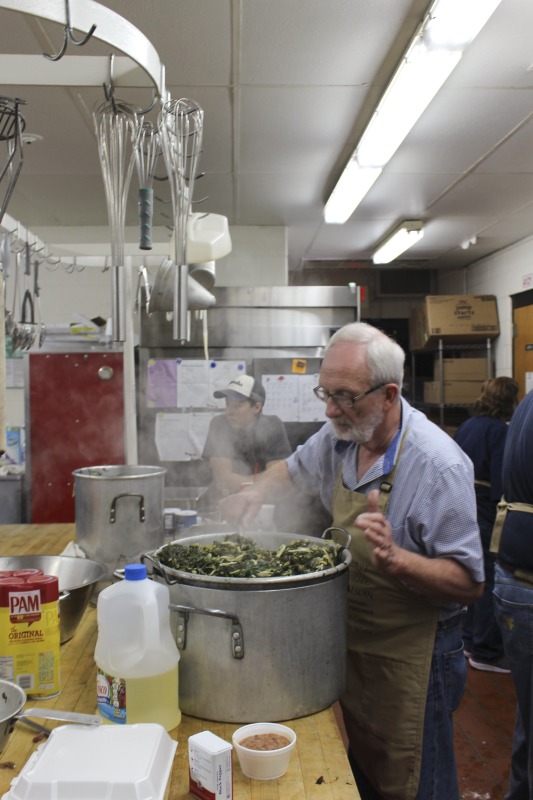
top-left (455, 376), bottom-right (519, 673)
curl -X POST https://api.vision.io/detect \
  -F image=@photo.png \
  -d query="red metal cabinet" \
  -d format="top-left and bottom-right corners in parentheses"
top-left (27, 352), bottom-right (125, 523)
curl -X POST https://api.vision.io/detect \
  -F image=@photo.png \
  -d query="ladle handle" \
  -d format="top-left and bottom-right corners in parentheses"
top-left (18, 708), bottom-right (101, 727)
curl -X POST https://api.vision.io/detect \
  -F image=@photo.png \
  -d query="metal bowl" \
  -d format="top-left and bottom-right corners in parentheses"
top-left (0, 556), bottom-right (106, 643)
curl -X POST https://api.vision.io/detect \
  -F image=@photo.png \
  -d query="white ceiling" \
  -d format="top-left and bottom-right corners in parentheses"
top-left (1, 0), bottom-right (533, 277)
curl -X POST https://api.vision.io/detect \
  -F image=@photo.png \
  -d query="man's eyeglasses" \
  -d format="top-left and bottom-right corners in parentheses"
top-left (313, 383), bottom-right (386, 409)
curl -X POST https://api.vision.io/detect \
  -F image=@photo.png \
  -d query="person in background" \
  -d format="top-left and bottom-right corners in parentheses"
top-left (202, 373), bottom-right (291, 500)
top-left (492, 388), bottom-right (533, 800)
top-left (219, 322), bottom-right (484, 800)
top-left (454, 376), bottom-right (519, 674)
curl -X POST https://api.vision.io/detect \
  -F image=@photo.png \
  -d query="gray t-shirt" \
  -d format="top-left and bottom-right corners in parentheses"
top-left (203, 412), bottom-right (291, 476)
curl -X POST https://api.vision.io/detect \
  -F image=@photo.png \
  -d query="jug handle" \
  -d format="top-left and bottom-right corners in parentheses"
top-left (109, 493), bottom-right (146, 523)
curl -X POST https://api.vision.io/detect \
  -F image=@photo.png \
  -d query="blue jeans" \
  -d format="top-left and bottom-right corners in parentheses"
top-left (493, 562), bottom-right (533, 800)
top-left (463, 547), bottom-right (504, 661)
top-left (349, 614), bottom-right (467, 799)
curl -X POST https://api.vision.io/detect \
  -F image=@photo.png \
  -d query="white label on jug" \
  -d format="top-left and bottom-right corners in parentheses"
top-left (97, 670), bottom-right (126, 723)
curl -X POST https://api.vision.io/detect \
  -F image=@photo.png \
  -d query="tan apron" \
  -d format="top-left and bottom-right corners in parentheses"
top-left (335, 446), bottom-right (438, 800)
top-left (490, 496), bottom-right (533, 584)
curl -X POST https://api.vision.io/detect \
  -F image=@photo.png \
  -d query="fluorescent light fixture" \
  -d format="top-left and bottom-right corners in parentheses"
top-left (424, 0), bottom-right (504, 49)
top-left (372, 221), bottom-right (424, 264)
top-left (324, 0), bottom-right (503, 222)
top-left (356, 46), bottom-right (460, 168)
top-left (324, 159), bottom-right (381, 223)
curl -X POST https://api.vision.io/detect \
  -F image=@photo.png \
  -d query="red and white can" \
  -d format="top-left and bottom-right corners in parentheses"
top-left (0, 573), bottom-right (61, 698)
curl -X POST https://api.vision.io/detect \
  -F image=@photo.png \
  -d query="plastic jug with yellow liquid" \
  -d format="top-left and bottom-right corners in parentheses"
top-left (95, 563), bottom-right (181, 731)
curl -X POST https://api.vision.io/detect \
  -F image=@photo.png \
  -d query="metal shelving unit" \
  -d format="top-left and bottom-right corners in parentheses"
top-left (410, 337), bottom-right (494, 429)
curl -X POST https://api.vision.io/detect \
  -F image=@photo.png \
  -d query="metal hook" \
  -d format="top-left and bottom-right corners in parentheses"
top-left (43, 0), bottom-right (96, 62)
top-left (45, 255), bottom-right (61, 271)
top-left (138, 93), bottom-right (158, 115)
top-left (102, 53), bottom-right (158, 115)
top-left (103, 54), bottom-right (118, 113)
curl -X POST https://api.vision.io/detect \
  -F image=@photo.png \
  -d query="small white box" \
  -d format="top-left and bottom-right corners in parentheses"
top-left (189, 730), bottom-right (233, 800)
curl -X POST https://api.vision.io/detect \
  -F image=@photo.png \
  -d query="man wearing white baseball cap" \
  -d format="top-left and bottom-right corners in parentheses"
top-left (203, 373), bottom-right (291, 499)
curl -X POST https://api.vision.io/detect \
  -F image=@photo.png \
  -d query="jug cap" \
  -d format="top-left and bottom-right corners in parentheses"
top-left (125, 564), bottom-right (147, 581)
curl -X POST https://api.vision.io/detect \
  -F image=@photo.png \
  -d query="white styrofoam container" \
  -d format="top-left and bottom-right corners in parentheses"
top-left (2, 723), bottom-right (177, 800)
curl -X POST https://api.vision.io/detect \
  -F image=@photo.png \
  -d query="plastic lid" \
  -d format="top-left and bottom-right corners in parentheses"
top-left (125, 564), bottom-right (147, 581)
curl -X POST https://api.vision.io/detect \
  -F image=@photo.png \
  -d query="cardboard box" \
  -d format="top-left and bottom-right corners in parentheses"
top-left (433, 358), bottom-right (490, 381)
top-left (410, 295), bottom-right (499, 350)
top-left (189, 731), bottom-right (233, 800)
top-left (423, 380), bottom-right (485, 404)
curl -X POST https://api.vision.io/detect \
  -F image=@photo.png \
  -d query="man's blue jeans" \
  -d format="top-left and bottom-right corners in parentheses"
top-left (349, 613), bottom-right (467, 799)
top-left (493, 562), bottom-right (533, 800)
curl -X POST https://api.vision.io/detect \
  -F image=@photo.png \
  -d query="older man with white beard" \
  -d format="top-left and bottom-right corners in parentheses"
top-left (219, 321), bottom-right (484, 800)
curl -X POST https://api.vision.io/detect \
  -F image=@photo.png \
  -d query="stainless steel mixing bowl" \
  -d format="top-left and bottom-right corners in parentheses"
top-left (0, 555), bottom-right (106, 643)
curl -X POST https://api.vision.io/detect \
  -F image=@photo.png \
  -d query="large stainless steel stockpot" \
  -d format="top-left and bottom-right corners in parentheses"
top-left (144, 529), bottom-right (351, 723)
top-left (73, 465), bottom-right (166, 580)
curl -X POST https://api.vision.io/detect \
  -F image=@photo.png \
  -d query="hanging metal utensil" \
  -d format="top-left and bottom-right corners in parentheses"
top-left (0, 96), bottom-right (26, 227)
top-left (9, 250), bottom-right (21, 351)
top-left (148, 257), bottom-right (216, 313)
top-left (1, 232), bottom-right (14, 336)
top-left (134, 121), bottom-right (161, 251)
top-left (93, 98), bottom-right (142, 342)
top-left (158, 98), bottom-right (204, 341)
top-left (33, 258), bottom-right (46, 347)
top-left (15, 242), bottom-right (36, 351)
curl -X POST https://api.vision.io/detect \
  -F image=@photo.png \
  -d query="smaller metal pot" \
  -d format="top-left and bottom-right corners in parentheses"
top-left (0, 680), bottom-right (100, 753)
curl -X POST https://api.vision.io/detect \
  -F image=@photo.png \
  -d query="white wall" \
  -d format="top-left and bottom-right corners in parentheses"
top-left (439, 234), bottom-right (533, 377)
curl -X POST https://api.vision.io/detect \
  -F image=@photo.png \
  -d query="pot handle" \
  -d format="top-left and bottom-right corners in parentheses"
top-left (322, 526), bottom-right (351, 549)
top-left (169, 602), bottom-right (244, 659)
top-left (141, 553), bottom-right (181, 584)
top-left (109, 493), bottom-right (146, 523)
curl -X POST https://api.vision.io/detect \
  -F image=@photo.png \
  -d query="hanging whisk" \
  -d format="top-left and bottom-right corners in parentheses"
top-left (134, 121), bottom-right (162, 251)
top-left (0, 96), bottom-right (27, 228)
top-left (93, 99), bottom-right (142, 341)
top-left (158, 97), bottom-right (204, 341)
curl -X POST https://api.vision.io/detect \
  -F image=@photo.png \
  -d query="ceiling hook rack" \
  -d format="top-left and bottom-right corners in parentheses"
top-left (43, 0), bottom-right (96, 62)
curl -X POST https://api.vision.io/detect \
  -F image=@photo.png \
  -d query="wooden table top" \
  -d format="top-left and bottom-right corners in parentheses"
top-left (0, 524), bottom-right (359, 799)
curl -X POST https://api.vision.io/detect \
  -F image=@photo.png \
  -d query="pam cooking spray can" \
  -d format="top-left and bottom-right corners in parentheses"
top-left (0, 573), bottom-right (61, 698)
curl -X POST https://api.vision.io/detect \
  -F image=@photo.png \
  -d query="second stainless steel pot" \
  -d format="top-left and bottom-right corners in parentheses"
top-left (145, 530), bottom-right (350, 723)
top-left (73, 465), bottom-right (166, 580)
